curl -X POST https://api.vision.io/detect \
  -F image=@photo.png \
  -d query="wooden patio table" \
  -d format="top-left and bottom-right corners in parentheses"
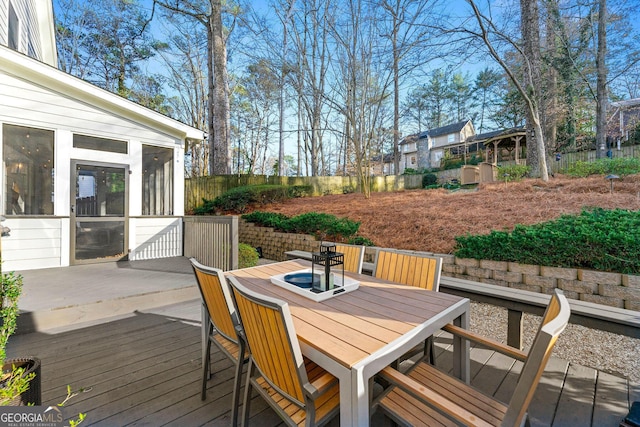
top-left (225, 259), bottom-right (470, 426)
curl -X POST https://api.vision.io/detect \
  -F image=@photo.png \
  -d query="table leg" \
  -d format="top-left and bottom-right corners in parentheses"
top-left (452, 310), bottom-right (470, 383)
top-left (352, 366), bottom-right (370, 427)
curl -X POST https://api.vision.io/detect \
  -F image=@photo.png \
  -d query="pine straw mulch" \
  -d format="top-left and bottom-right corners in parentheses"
top-left (256, 174), bottom-right (640, 254)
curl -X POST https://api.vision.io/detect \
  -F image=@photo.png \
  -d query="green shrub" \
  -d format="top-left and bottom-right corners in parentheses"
top-left (238, 243), bottom-right (259, 268)
top-left (348, 235), bottom-right (375, 246)
top-left (242, 211), bottom-right (362, 241)
top-left (402, 168), bottom-right (419, 175)
top-left (286, 212), bottom-right (360, 240)
top-left (241, 211), bottom-right (289, 228)
top-left (497, 164), bottom-right (530, 182)
top-left (454, 208), bottom-right (640, 274)
top-left (422, 173), bottom-right (438, 188)
top-left (565, 157), bottom-right (640, 177)
top-left (194, 184), bottom-right (311, 214)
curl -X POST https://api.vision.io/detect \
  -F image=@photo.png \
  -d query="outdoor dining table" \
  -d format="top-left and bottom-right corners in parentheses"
top-left (224, 259), bottom-right (471, 426)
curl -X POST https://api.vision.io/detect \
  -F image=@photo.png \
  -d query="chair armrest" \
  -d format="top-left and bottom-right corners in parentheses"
top-left (304, 370), bottom-right (338, 398)
top-left (379, 366), bottom-right (494, 427)
top-left (443, 324), bottom-right (527, 362)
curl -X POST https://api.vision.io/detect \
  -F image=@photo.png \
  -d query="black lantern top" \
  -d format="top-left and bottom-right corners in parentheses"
top-left (311, 242), bottom-right (344, 292)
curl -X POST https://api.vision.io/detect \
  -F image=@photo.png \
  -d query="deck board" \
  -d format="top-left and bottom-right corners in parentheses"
top-left (6, 299), bottom-right (631, 426)
top-left (553, 364), bottom-right (597, 426)
top-left (593, 372), bottom-right (631, 427)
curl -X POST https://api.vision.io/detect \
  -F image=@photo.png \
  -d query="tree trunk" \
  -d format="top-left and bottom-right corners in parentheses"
top-left (520, 0), bottom-right (548, 180)
top-left (596, 0), bottom-right (608, 158)
top-left (210, 1), bottom-right (231, 175)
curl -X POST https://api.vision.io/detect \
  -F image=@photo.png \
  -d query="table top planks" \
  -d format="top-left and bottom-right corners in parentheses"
top-left (227, 259), bottom-right (467, 370)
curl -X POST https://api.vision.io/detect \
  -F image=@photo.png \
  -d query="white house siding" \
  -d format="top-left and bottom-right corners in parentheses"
top-left (0, 1), bottom-right (8, 45)
top-left (128, 217), bottom-right (182, 261)
top-left (0, 0), bottom-right (44, 61)
top-left (0, 69), bottom-right (186, 270)
top-left (1, 217), bottom-right (67, 270)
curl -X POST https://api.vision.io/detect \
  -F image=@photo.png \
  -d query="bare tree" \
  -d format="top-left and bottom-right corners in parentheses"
top-left (377, 0), bottom-right (444, 175)
top-left (595, 0), bottom-right (608, 158)
top-left (154, 0), bottom-right (237, 175)
top-left (466, 0), bottom-right (549, 180)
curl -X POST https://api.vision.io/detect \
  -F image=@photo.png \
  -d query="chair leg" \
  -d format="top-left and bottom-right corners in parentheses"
top-left (230, 342), bottom-right (246, 426)
top-left (240, 361), bottom-right (254, 427)
top-left (424, 336), bottom-right (435, 365)
top-left (201, 333), bottom-right (212, 401)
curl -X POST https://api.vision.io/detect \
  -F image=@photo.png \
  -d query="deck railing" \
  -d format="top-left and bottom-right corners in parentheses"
top-left (183, 216), bottom-right (238, 271)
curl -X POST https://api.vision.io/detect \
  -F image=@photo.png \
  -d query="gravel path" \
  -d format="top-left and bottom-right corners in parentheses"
top-left (470, 302), bottom-right (640, 383)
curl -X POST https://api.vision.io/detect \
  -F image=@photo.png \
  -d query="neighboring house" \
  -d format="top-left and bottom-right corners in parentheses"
top-left (399, 119), bottom-right (476, 173)
top-left (370, 153), bottom-right (396, 176)
top-left (0, 0), bottom-right (204, 271)
top-left (608, 98), bottom-right (640, 145)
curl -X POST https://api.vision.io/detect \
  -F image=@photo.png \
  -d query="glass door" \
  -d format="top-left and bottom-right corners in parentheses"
top-left (70, 161), bottom-right (128, 264)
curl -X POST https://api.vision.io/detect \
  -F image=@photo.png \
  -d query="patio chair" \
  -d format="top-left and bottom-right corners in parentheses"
top-left (227, 275), bottom-right (340, 427)
top-left (373, 248), bottom-right (443, 363)
top-left (189, 258), bottom-right (247, 426)
top-left (335, 243), bottom-right (365, 274)
top-left (374, 289), bottom-right (571, 427)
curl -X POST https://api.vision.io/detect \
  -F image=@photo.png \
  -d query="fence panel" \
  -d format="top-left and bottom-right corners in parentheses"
top-left (183, 216), bottom-right (238, 271)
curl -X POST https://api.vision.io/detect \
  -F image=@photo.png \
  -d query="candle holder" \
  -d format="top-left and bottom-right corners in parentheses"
top-left (311, 242), bottom-right (344, 293)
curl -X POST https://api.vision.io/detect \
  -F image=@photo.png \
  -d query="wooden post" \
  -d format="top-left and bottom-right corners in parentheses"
top-left (507, 309), bottom-right (524, 350)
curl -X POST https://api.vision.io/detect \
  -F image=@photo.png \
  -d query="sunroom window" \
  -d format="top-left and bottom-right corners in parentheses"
top-left (142, 145), bottom-right (173, 215)
top-left (3, 124), bottom-right (55, 215)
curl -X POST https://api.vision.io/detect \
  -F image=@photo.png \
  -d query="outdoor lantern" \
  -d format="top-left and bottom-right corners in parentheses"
top-left (605, 174), bottom-right (620, 194)
top-left (311, 242), bottom-right (344, 293)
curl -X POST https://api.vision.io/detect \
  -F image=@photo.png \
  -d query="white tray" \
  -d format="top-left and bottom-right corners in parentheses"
top-left (270, 269), bottom-right (360, 302)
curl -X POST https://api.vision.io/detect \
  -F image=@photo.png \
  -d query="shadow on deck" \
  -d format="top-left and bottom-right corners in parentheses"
top-left (6, 298), bottom-right (635, 427)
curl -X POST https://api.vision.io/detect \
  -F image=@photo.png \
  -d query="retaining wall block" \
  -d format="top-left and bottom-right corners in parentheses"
top-left (557, 279), bottom-right (598, 295)
top-left (508, 262), bottom-right (540, 275)
top-left (540, 266), bottom-right (578, 280)
top-left (493, 270), bottom-right (523, 284)
top-left (439, 254), bottom-right (455, 265)
top-left (455, 258), bottom-right (480, 268)
top-left (480, 260), bottom-right (509, 271)
top-left (625, 300), bottom-right (640, 311)
top-left (442, 264), bottom-right (465, 275)
top-left (599, 284), bottom-right (640, 301)
top-left (622, 275), bottom-right (640, 289)
top-left (561, 290), bottom-right (580, 300)
top-left (523, 274), bottom-right (557, 289)
top-left (580, 294), bottom-right (624, 308)
top-left (578, 270), bottom-right (622, 286)
top-left (465, 267), bottom-right (493, 280)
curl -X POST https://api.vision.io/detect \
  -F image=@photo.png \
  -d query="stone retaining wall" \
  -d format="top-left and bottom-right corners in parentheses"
top-left (239, 220), bottom-right (640, 310)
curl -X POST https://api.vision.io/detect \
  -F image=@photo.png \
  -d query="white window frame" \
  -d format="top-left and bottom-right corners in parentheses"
top-left (8, 1), bottom-right (21, 51)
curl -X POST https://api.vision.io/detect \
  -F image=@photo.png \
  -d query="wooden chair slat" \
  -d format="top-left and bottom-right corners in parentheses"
top-left (228, 276), bottom-right (340, 426)
top-left (375, 289), bottom-right (571, 427)
top-left (189, 258), bottom-right (247, 425)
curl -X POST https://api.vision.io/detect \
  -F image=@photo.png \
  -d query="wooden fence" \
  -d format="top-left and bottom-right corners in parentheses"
top-left (184, 145), bottom-right (640, 212)
top-left (183, 215), bottom-right (238, 270)
top-left (184, 174), bottom-right (425, 212)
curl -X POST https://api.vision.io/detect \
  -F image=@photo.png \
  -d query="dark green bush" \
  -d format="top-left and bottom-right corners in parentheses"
top-left (348, 235), bottom-right (375, 246)
top-left (454, 208), bottom-right (640, 274)
top-left (194, 184), bottom-right (311, 214)
top-left (497, 164), bottom-right (530, 182)
top-left (242, 211), bottom-right (361, 241)
top-left (422, 173), bottom-right (438, 187)
top-left (241, 211), bottom-right (289, 228)
top-left (565, 157), bottom-right (640, 177)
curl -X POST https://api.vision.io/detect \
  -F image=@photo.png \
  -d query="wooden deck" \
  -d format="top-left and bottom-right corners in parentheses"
top-left (6, 298), bottom-right (635, 427)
